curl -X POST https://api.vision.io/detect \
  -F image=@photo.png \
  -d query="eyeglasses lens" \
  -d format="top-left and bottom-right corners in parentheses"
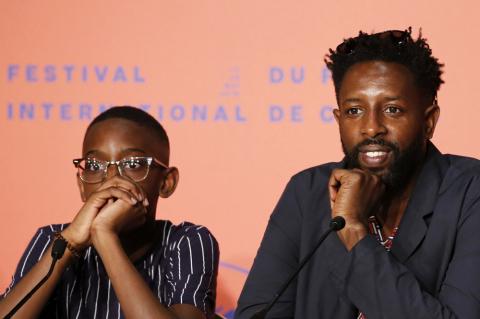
top-left (77, 158), bottom-right (151, 183)
top-left (119, 158), bottom-right (150, 181)
top-left (79, 159), bottom-right (106, 183)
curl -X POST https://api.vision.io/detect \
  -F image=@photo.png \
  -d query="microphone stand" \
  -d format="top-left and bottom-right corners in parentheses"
top-left (251, 216), bottom-right (346, 319)
top-left (4, 238), bottom-right (67, 319)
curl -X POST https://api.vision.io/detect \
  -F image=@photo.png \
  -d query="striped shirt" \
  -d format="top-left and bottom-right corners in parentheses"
top-left (2, 220), bottom-right (219, 319)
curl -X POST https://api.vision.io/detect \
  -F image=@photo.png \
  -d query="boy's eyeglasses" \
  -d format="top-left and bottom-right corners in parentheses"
top-left (73, 156), bottom-right (168, 184)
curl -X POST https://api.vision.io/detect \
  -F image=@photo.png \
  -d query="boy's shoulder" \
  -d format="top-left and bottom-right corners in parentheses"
top-left (157, 220), bottom-right (217, 246)
top-left (35, 223), bottom-right (70, 237)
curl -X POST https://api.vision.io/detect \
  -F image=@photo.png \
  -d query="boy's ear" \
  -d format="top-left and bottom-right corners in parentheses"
top-left (159, 167), bottom-right (179, 198)
top-left (76, 174), bottom-right (87, 202)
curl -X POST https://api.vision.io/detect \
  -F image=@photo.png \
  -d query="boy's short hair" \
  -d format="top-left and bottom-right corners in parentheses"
top-left (86, 106), bottom-right (170, 151)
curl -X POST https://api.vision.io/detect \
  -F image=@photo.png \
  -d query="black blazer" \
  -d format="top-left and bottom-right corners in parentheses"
top-left (236, 144), bottom-right (480, 319)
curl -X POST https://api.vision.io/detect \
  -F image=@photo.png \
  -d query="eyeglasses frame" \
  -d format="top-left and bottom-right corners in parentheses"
top-left (72, 156), bottom-right (169, 184)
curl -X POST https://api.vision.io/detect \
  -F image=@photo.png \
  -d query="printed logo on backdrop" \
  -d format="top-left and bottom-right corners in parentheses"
top-left (268, 65), bottom-right (335, 124)
top-left (5, 64), bottom-right (335, 124)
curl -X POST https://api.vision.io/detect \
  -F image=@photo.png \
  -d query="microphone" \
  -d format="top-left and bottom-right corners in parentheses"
top-left (4, 237), bottom-right (67, 319)
top-left (250, 216), bottom-right (346, 319)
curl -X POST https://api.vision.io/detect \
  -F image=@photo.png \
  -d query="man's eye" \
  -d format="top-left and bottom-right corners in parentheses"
top-left (346, 107), bottom-right (362, 115)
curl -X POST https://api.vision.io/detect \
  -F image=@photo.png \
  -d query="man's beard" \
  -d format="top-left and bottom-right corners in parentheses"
top-left (342, 137), bottom-right (424, 193)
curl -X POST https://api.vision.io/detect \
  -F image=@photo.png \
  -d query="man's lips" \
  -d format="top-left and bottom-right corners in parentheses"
top-left (358, 145), bottom-right (391, 153)
top-left (358, 146), bottom-right (392, 168)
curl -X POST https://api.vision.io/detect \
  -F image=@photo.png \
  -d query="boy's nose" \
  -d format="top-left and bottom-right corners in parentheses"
top-left (105, 162), bottom-right (121, 179)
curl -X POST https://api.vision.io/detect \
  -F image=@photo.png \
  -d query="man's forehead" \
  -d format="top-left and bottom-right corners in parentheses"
top-left (344, 61), bottom-right (413, 79)
top-left (339, 61), bottom-right (416, 95)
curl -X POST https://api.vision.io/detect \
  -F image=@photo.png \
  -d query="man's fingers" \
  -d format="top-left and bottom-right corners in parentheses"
top-left (328, 167), bottom-right (386, 220)
top-left (328, 169), bottom-right (351, 204)
top-left (330, 169), bottom-right (352, 182)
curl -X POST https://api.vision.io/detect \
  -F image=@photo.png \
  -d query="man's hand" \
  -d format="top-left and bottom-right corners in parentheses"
top-left (61, 176), bottom-right (146, 250)
top-left (328, 168), bottom-right (385, 250)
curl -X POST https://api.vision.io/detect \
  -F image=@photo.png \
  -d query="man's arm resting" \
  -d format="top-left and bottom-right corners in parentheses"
top-left (328, 229), bottom-right (480, 319)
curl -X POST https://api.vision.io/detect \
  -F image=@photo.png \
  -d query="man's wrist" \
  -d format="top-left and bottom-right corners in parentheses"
top-left (337, 222), bottom-right (368, 251)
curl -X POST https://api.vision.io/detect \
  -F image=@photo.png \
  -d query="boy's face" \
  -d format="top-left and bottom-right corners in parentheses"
top-left (79, 118), bottom-right (175, 219)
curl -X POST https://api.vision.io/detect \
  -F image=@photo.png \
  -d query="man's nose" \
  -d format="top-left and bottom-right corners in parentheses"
top-left (361, 111), bottom-right (387, 138)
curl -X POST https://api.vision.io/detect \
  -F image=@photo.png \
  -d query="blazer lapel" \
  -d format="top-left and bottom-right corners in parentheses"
top-left (391, 144), bottom-right (449, 263)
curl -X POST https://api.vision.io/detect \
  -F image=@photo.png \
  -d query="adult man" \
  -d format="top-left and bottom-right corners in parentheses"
top-left (1, 106), bottom-right (219, 318)
top-left (235, 29), bottom-right (480, 318)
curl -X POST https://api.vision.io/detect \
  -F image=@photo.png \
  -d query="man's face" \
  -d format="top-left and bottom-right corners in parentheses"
top-left (80, 118), bottom-right (169, 219)
top-left (333, 61), bottom-right (439, 190)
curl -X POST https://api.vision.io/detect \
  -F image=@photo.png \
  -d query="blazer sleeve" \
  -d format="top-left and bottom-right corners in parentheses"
top-left (327, 175), bottom-right (480, 319)
top-left (235, 178), bottom-right (303, 319)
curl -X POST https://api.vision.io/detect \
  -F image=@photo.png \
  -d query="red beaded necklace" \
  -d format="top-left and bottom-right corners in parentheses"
top-left (357, 216), bottom-right (399, 319)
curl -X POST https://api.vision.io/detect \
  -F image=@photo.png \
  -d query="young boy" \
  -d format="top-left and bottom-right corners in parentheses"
top-left (0, 106), bottom-right (219, 319)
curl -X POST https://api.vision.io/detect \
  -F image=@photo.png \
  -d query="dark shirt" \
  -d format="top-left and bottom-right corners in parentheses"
top-left (3, 220), bottom-right (219, 319)
top-left (235, 144), bottom-right (480, 319)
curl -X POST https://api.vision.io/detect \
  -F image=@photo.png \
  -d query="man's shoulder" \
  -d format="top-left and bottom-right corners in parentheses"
top-left (288, 161), bottom-right (342, 189)
top-left (443, 153), bottom-right (480, 176)
top-left (438, 152), bottom-right (480, 198)
top-left (440, 153), bottom-right (480, 187)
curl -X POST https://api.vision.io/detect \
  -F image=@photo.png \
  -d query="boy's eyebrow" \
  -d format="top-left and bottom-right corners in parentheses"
top-left (342, 98), bottom-right (362, 104)
top-left (123, 148), bottom-right (147, 154)
top-left (84, 148), bottom-right (147, 158)
top-left (383, 96), bottom-right (403, 101)
top-left (85, 149), bottom-right (102, 157)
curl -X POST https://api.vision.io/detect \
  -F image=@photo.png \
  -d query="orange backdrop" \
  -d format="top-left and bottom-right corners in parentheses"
top-left (1, 1), bottom-right (480, 316)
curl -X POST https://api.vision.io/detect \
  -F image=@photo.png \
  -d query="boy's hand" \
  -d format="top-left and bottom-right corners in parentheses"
top-left (91, 196), bottom-right (148, 236)
top-left (62, 176), bottom-right (147, 250)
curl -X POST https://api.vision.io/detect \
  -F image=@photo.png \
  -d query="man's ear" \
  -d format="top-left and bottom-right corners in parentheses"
top-left (76, 174), bottom-right (87, 202)
top-left (424, 101), bottom-right (440, 139)
top-left (333, 108), bottom-right (340, 124)
top-left (159, 167), bottom-right (179, 198)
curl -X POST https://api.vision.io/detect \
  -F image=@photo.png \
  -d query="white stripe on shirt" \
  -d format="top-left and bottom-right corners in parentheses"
top-left (187, 237), bottom-right (193, 273)
top-left (38, 237), bottom-right (51, 261)
top-left (180, 274), bottom-right (191, 303)
top-left (20, 229), bottom-right (43, 276)
top-left (105, 280), bottom-right (111, 319)
top-left (93, 256), bottom-right (101, 319)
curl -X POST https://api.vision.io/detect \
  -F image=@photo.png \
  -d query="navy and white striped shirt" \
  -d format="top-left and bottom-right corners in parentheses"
top-left (2, 220), bottom-right (219, 318)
